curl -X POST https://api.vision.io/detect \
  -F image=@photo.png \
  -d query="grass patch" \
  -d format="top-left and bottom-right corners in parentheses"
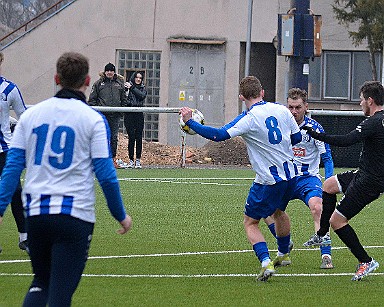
top-left (0, 168), bottom-right (383, 306)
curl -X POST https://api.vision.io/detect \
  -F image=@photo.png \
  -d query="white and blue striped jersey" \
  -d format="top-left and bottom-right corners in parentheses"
top-left (0, 76), bottom-right (27, 153)
top-left (10, 97), bottom-right (111, 223)
top-left (226, 101), bottom-right (300, 185)
top-left (294, 116), bottom-right (331, 178)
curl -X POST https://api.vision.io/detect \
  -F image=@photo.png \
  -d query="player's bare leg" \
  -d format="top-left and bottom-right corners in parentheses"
top-left (244, 215), bottom-right (275, 281)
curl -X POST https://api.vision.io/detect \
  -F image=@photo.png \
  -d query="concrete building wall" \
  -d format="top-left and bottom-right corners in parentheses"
top-left (1, 0), bottom-right (372, 144)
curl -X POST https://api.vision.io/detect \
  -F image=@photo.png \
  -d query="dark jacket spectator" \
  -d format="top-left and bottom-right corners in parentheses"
top-left (89, 71), bottom-right (127, 108)
top-left (88, 63), bottom-right (128, 168)
top-left (123, 71), bottom-right (147, 168)
top-left (124, 72), bottom-right (147, 107)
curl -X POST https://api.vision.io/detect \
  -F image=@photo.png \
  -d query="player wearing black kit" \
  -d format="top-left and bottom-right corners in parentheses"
top-left (303, 81), bottom-right (384, 281)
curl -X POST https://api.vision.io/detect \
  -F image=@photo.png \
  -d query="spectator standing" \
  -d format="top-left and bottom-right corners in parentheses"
top-left (0, 51), bottom-right (28, 253)
top-left (0, 52), bottom-right (132, 305)
top-left (124, 71), bottom-right (147, 168)
top-left (89, 62), bottom-right (128, 168)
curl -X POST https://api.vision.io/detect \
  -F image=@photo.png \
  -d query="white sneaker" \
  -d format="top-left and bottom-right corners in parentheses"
top-left (320, 255), bottom-right (334, 269)
top-left (116, 159), bottom-right (129, 169)
top-left (128, 160), bottom-right (135, 168)
top-left (135, 159), bottom-right (142, 169)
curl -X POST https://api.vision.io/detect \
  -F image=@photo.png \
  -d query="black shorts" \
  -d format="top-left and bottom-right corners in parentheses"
top-left (336, 170), bottom-right (383, 220)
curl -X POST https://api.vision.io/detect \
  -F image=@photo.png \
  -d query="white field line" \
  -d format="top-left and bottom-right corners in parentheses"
top-left (3, 177), bottom-right (383, 278)
top-left (118, 177), bottom-right (252, 186)
top-left (1, 246), bottom-right (383, 264)
top-left (1, 272), bottom-right (383, 278)
top-left (87, 245), bottom-right (384, 260)
top-left (119, 178), bottom-right (254, 180)
top-left (1, 247), bottom-right (383, 279)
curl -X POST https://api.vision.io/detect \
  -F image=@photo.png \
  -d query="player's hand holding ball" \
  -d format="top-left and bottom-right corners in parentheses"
top-left (179, 107), bottom-right (204, 135)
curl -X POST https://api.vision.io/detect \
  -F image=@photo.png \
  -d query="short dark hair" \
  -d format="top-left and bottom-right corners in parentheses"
top-left (287, 88), bottom-right (307, 103)
top-left (56, 52), bottom-right (89, 89)
top-left (239, 76), bottom-right (263, 100)
top-left (360, 81), bottom-right (384, 106)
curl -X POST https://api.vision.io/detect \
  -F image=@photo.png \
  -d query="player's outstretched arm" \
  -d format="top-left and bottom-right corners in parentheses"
top-left (93, 158), bottom-right (132, 235)
top-left (302, 125), bottom-right (361, 147)
top-left (179, 107), bottom-right (230, 141)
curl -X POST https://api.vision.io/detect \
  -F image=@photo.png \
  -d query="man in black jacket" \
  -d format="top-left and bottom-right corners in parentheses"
top-left (89, 63), bottom-right (128, 168)
top-left (303, 81), bottom-right (384, 281)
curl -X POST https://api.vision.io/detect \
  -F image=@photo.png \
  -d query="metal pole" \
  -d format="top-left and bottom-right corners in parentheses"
top-left (180, 133), bottom-right (186, 168)
top-left (245, 0), bottom-right (253, 77)
top-left (288, 0), bottom-right (310, 91)
top-left (382, 46), bottom-right (384, 85)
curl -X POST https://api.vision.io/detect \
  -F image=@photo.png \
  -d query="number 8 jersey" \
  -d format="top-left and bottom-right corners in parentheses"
top-left (11, 96), bottom-right (111, 223)
top-left (225, 101), bottom-right (300, 185)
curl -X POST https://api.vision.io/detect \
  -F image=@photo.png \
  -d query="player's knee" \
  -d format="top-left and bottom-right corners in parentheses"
top-left (243, 215), bottom-right (258, 227)
top-left (329, 211), bottom-right (347, 230)
top-left (310, 203), bottom-right (322, 219)
top-left (308, 197), bottom-right (322, 213)
top-left (323, 177), bottom-right (339, 194)
top-left (271, 210), bottom-right (289, 226)
top-left (263, 216), bottom-right (274, 226)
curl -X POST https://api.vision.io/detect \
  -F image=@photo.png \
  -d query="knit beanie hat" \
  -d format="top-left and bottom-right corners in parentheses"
top-left (104, 62), bottom-right (115, 72)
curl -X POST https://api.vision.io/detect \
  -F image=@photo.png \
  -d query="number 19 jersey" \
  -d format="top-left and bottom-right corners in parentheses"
top-left (10, 97), bottom-right (111, 223)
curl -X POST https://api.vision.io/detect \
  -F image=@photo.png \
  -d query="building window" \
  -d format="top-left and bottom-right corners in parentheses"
top-left (324, 52), bottom-right (351, 99)
top-left (308, 51), bottom-right (382, 102)
top-left (117, 50), bottom-right (161, 141)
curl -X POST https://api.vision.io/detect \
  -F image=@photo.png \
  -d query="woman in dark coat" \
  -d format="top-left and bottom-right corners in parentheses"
top-left (124, 71), bottom-right (147, 168)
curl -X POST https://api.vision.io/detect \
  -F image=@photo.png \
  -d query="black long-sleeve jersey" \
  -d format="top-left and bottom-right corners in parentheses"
top-left (304, 110), bottom-right (384, 185)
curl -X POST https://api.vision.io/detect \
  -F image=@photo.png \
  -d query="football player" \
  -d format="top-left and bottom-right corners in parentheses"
top-left (0, 51), bottom-right (28, 253)
top-left (0, 52), bottom-right (132, 305)
top-left (180, 76), bottom-right (301, 281)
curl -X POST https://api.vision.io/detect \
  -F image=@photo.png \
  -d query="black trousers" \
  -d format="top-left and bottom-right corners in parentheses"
top-left (0, 152), bottom-right (25, 233)
top-left (23, 214), bottom-right (94, 307)
top-left (124, 112), bottom-right (144, 160)
top-left (103, 112), bottom-right (121, 158)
